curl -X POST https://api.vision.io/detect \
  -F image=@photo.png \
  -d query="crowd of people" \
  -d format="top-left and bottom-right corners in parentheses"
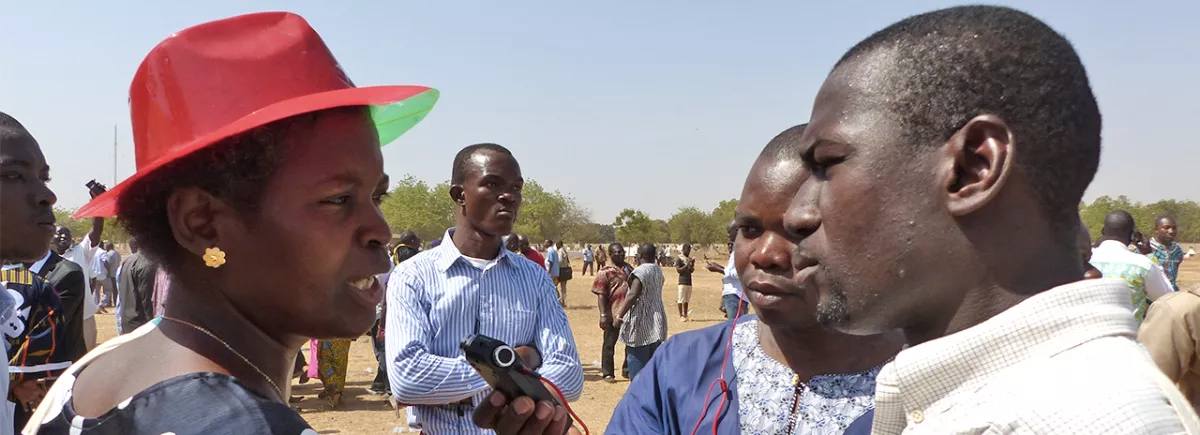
top-left (2, 4), bottom-right (1200, 435)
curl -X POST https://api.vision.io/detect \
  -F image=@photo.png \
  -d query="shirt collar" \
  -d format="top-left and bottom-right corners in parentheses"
top-left (432, 228), bottom-right (515, 273)
top-left (1096, 239), bottom-right (1132, 251)
top-left (878, 278), bottom-right (1137, 414)
top-left (29, 251), bottom-right (52, 274)
top-left (1150, 237), bottom-right (1180, 252)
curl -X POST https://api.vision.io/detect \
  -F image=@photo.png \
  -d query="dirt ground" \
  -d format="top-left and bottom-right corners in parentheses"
top-left (92, 249), bottom-right (1200, 434)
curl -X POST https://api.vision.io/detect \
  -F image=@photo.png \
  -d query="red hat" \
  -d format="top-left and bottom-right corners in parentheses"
top-left (74, 12), bottom-right (439, 218)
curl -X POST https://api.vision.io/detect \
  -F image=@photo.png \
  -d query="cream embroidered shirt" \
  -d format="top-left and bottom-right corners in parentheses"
top-left (872, 279), bottom-right (1200, 434)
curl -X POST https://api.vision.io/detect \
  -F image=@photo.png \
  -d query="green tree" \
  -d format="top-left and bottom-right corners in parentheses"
top-left (710, 199), bottom-right (738, 227)
top-left (52, 208), bottom-right (131, 245)
top-left (668, 206), bottom-right (719, 245)
top-left (613, 209), bottom-right (656, 243)
top-left (570, 223), bottom-right (615, 244)
top-left (379, 176), bottom-right (454, 242)
top-left (1079, 196), bottom-right (1200, 243)
top-left (513, 181), bottom-right (590, 242)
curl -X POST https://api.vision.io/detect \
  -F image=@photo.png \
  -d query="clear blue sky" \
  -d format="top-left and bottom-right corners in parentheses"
top-left (3, 0), bottom-right (1197, 223)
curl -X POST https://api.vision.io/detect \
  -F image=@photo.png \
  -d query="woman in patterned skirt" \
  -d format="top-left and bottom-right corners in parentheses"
top-left (310, 339), bottom-right (352, 408)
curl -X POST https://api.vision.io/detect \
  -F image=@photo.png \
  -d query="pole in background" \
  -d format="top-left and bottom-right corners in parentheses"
top-left (113, 124), bottom-right (117, 185)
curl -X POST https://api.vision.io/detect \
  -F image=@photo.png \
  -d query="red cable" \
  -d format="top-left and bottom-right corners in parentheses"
top-left (689, 298), bottom-right (744, 435)
top-left (520, 368), bottom-right (591, 435)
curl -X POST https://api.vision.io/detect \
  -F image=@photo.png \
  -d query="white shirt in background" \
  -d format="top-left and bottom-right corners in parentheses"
top-left (90, 249), bottom-right (108, 281)
top-left (61, 241), bottom-right (99, 319)
top-left (720, 254), bottom-right (744, 300)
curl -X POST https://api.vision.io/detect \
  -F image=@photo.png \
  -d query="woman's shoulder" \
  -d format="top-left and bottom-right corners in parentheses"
top-left (38, 373), bottom-right (312, 435)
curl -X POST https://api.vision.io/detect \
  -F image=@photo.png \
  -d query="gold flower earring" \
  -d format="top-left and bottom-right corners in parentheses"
top-left (203, 247), bottom-right (227, 268)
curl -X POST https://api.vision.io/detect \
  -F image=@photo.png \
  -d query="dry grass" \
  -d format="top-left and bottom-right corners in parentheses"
top-left (93, 255), bottom-right (1200, 434)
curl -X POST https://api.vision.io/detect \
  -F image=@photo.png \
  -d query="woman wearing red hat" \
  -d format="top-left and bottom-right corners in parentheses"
top-left (25, 12), bottom-right (438, 434)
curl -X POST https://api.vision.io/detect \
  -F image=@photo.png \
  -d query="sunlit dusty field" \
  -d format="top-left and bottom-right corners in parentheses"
top-left (92, 248), bottom-right (1200, 434)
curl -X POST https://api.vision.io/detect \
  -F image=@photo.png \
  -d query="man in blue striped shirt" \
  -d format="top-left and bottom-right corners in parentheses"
top-left (386, 143), bottom-right (583, 434)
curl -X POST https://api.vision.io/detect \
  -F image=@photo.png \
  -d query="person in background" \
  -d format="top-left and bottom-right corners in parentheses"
top-left (708, 222), bottom-right (748, 319)
top-left (673, 243), bottom-right (695, 322)
top-left (544, 239), bottom-right (562, 303)
top-left (370, 244), bottom-right (418, 395)
top-left (556, 241), bottom-right (572, 305)
top-left (1092, 210), bottom-right (1174, 323)
top-left (1151, 216), bottom-right (1187, 290)
top-left (517, 234), bottom-right (545, 270)
top-left (591, 242), bottom-right (633, 383)
top-left (581, 244), bottom-right (595, 276)
top-left (387, 143), bottom-right (582, 434)
top-left (1140, 282), bottom-right (1200, 410)
top-left (89, 242), bottom-right (110, 314)
top-left (397, 230), bottom-right (422, 251)
top-left (596, 243), bottom-right (607, 269)
top-left (1, 111), bottom-right (72, 433)
top-left (1078, 221), bottom-right (1103, 280)
top-left (150, 267), bottom-right (170, 318)
top-left (115, 238), bottom-right (155, 335)
top-left (1132, 230), bottom-right (1155, 255)
top-left (102, 242), bottom-right (121, 309)
top-left (614, 244), bottom-right (667, 381)
top-left (309, 337), bottom-right (352, 408)
top-left (52, 215), bottom-right (105, 351)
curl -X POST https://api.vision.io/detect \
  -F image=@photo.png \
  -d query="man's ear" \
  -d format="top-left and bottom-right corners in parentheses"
top-left (940, 114), bottom-right (1015, 216)
top-left (165, 187), bottom-right (238, 260)
top-left (449, 185), bottom-right (465, 206)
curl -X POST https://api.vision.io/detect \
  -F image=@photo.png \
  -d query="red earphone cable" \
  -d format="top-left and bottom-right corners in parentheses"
top-left (689, 297), bottom-right (745, 435)
top-left (520, 368), bottom-right (591, 435)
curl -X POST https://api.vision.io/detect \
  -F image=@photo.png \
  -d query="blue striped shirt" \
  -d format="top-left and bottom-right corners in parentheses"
top-left (386, 231), bottom-right (584, 434)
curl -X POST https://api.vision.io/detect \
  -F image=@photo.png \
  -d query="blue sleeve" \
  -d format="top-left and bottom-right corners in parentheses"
top-left (607, 323), bottom-right (741, 435)
top-left (844, 409), bottom-right (874, 435)
top-left (608, 340), bottom-right (671, 435)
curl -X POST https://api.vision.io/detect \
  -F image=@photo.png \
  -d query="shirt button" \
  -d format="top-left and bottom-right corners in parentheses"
top-left (909, 410), bottom-right (924, 424)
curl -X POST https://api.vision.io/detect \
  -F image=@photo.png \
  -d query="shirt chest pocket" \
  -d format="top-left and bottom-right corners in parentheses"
top-left (481, 300), bottom-right (539, 345)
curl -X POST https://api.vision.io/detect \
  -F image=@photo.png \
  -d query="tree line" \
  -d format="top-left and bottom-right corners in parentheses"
top-left (1080, 196), bottom-right (1200, 243)
top-left (54, 181), bottom-right (1194, 248)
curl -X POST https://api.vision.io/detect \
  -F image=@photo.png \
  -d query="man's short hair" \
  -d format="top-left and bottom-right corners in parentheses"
top-left (836, 5), bottom-right (1100, 226)
top-left (638, 244), bottom-right (657, 261)
top-left (759, 124), bottom-right (807, 161)
top-left (451, 143), bottom-right (513, 185)
top-left (1102, 210), bottom-right (1135, 240)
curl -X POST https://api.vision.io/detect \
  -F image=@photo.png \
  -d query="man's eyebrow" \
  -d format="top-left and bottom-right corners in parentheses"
top-left (0, 158), bottom-right (31, 168)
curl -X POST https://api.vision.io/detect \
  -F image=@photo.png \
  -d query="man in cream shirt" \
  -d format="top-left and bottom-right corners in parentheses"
top-left (790, 5), bottom-right (1200, 434)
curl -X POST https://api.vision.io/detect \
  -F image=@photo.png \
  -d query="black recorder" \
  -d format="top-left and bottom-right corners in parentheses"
top-left (460, 334), bottom-right (572, 431)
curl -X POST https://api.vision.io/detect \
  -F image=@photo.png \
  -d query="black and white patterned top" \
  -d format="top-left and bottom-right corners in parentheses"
top-left (620, 263), bottom-right (667, 348)
top-left (733, 320), bottom-right (881, 435)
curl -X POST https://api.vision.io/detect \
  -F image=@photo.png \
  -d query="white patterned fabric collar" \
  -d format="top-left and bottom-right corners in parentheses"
top-left (732, 320), bottom-right (880, 435)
